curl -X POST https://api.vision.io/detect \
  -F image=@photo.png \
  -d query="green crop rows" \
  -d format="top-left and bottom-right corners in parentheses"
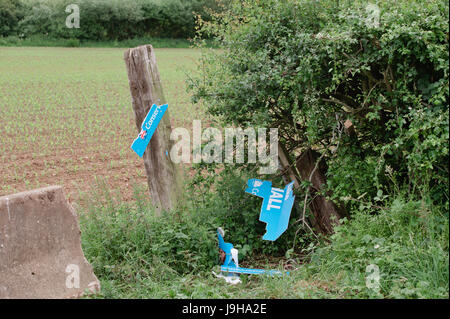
top-left (0, 47), bottom-right (203, 200)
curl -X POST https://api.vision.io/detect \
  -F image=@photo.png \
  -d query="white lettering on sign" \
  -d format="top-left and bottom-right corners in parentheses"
top-left (253, 180), bottom-right (263, 187)
top-left (267, 188), bottom-right (284, 210)
top-left (144, 105), bottom-right (162, 130)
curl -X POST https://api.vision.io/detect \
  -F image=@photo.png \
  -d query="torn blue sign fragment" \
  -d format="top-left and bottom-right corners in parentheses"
top-left (217, 228), bottom-right (238, 269)
top-left (245, 179), bottom-right (295, 241)
top-left (131, 103), bottom-right (168, 157)
top-left (220, 266), bottom-right (284, 276)
top-left (216, 228), bottom-right (288, 278)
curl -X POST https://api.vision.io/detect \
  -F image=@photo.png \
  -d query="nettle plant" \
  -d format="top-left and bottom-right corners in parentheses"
top-left (189, 0), bottom-right (449, 213)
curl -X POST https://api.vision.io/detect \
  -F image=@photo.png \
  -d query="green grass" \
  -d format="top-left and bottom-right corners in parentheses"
top-left (306, 198), bottom-right (449, 298)
top-left (79, 182), bottom-right (449, 299)
top-left (78, 182), bottom-right (338, 299)
top-left (0, 36), bottom-right (193, 48)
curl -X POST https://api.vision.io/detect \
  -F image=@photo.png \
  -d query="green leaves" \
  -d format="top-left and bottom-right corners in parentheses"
top-left (1, 0), bottom-right (222, 40)
top-left (190, 0), bottom-right (449, 211)
top-left (186, 3), bottom-right (449, 299)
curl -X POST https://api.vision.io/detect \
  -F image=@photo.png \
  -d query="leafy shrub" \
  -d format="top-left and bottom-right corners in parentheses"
top-left (189, 0), bottom-right (449, 214)
top-left (2, 0), bottom-right (224, 40)
top-left (0, 0), bottom-right (24, 36)
top-left (65, 37), bottom-right (80, 47)
top-left (187, 1), bottom-right (449, 298)
top-left (306, 197), bottom-right (449, 298)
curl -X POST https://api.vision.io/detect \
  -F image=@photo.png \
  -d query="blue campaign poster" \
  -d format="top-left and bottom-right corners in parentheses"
top-left (245, 179), bottom-right (295, 241)
top-left (131, 103), bottom-right (168, 157)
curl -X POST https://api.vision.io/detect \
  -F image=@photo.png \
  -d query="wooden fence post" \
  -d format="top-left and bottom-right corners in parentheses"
top-left (124, 44), bottom-right (180, 212)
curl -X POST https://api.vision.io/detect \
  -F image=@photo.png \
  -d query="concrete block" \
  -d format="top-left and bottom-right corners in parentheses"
top-left (0, 186), bottom-right (100, 298)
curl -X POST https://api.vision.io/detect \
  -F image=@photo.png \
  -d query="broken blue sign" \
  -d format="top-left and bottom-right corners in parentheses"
top-left (217, 228), bottom-right (286, 276)
top-left (131, 103), bottom-right (168, 157)
top-left (217, 228), bottom-right (238, 269)
top-left (245, 179), bottom-right (295, 241)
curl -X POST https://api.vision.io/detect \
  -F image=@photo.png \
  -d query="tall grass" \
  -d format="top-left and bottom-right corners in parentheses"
top-left (78, 183), bottom-right (218, 298)
top-left (305, 197), bottom-right (449, 298)
top-left (0, 35), bottom-right (193, 48)
top-left (78, 182), bottom-right (449, 299)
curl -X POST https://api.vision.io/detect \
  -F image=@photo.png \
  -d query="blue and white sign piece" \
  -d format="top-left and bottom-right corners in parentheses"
top-left (245, 179), bottom-right (295, 241)
top-left (220, 266), bottom-right (284, 276)
top-left (216, 228), bottom-right (287, 278)
top-left (217, 228), bottom-right (239, 269)
top-left (131, 103), bottom-right (168, 157)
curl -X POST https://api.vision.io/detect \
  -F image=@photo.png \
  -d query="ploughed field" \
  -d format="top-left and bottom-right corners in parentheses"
top-left (0, 47), bottom-right (202, 204)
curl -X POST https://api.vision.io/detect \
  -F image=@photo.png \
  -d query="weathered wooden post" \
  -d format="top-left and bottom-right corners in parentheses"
top-left (278, 144), bottom-right (347, 235)
top-left (124, 45), bottom-right (180, 212)
top-left (296, 149), bottom-right (347, 234)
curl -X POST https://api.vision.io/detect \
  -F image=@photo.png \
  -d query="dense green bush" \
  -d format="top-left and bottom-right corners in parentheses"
top-left (186, 0), bottom-right (449, 298)
top-left (139, 0), bottom-right (219, 39)
top-left (0, 0), bottom-right (24, 36)
top-left (1, 0), bottom-right (223, 40)
top-left (190, 0), bottom-right (449, 213)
